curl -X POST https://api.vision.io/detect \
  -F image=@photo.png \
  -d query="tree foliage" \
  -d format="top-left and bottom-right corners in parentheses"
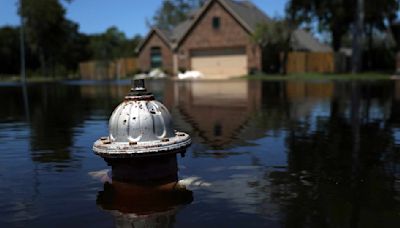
top-left (87, 27), bottom-right (141, 61)
top-left (89, 27), bottom-right (127, 62)
top-left (0, 26), bottom-right (22, 74)
top-left (287, 0), bottom-right (399, 51)
top-left (253, 20), bottom-right (294, 74)
top-left (253, 21), bottom-right (292, 48)
top-left (19, 0), bottom-right (70, 76)
top-left (0, 0), bottom-right (143, 77)
top-left (287, 0), bottom-right (354, 51)
top-left (151, 0), bottom-right (205, 30)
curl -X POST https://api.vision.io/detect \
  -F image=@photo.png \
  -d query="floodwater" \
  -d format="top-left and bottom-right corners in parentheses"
top-left (0, 79), bottom-right (400, 227)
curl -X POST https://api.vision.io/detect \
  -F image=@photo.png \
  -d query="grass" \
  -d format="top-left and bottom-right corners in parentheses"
top-left (0, 74), bottom-right (81, 83)
top-left (1, 72), bottom-right (396, 83)
top-left (244, 72), bottom-right (395, 81)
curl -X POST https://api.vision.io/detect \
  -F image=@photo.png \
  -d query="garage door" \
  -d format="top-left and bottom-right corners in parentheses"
top-left (190, 48), bottom-right (247, 79)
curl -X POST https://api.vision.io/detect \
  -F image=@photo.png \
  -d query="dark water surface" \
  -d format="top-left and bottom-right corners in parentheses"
top-left (1, 79), bottom-right (400, 227)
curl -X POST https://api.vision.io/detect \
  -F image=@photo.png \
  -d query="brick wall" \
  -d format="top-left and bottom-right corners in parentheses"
top-left (137, 31), bottom-right (173, 73)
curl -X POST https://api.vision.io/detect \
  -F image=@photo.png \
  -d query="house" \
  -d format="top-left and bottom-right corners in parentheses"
top-left (136, 0), bottom-right (331, 79)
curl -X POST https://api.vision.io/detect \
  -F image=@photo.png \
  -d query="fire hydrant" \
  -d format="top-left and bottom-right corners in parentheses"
top-left (93, 79), bottom-right (191, 182)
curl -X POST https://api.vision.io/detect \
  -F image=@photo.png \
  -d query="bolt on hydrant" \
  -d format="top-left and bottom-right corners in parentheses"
top-left (93, 79), bottom-right (191, 182)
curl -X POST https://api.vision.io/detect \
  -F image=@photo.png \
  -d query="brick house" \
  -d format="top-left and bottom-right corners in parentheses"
top-left (136, 0), bottom-right (331, 79)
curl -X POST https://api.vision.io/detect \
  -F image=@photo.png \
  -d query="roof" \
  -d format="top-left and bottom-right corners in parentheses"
top-left (135, 27), bottom-right (172, 53)
top-left (170, 17), bottom-right (194, 42)
top-left (223, 0), bottom-right (271, 31)
top-left (137, 0), bottom-right (331, 53)
top-left (291, 29), bottom-right (332, 52)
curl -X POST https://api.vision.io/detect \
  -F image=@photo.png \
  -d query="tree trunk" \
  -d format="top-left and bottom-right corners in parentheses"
top-left (367, 24), bottom-right (373, 71)
top-left (281, 48), bottom-right (289, 75)
top-left (332, 28), bottom-right (343, 52)
top-left (281, 31), bottom-right (293, 75)
top-left (352, 0), bottom-right (364, 73)
top-left (51, 55), bottom-right (55, 78)
top-left (39, 48), bottom-right (47, 77)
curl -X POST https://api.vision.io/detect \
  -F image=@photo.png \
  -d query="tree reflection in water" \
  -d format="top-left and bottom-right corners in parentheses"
top-left (277, 81), bottom-right (400, 228)
top-left (164, 80), bottom-right (400, 227)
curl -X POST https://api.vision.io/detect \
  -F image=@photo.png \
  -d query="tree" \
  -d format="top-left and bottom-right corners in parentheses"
top-left (19, 0), bottom-right (71, 77)
top-left (120, 35), bottom-right (143, 58)
top-left (364, 0), bottom-right (399, 70)
top-left (88, 27), bottom-right (142, 78)
top-left (364, 0), bottom-right (399, 36)
top-left (57, 20), bottom-right (91, 74)
top-left (288, 0), bottom-right (399, 51)
top-left (2, 0), bottom-right (141, 78)
top-left (352, 0), bottom-right (364, 73)
top-left (150, 0), bottom-right (205, 30)
top-left (287, 0), bottom-right (355, 51)
top-left (253, 20), bottom-right (294, 75)
top-left (0, 26), bottom-right (40, 76)
top-left (0, 26), bottom-right (21, 75)
top-left (89, 27), bottom-right (126, 62)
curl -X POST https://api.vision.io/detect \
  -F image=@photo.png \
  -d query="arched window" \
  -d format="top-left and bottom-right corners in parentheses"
top-left (150, 47), bottom-right (162, 68)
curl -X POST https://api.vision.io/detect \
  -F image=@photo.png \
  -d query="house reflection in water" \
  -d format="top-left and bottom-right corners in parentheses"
top-left (163, 80), bottom-right (262, 149)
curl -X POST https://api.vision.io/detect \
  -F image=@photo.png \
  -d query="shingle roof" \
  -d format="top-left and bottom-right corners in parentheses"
top-left (158, 29), bottom-right (173, 41)
top-left (222, 0), bottom-right (271, 31)
top-left (135, 28), bottom-right (173, 52)
top-left (170, 17), bottom-right (194, 42)
top-left (291, 29), bottom-right (332, 52)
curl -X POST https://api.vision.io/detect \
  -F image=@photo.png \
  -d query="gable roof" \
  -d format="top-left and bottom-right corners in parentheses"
top-left (291, 29), bottom-right (332, 52)
top-left (172, 0), bottom-right (271, 48)
top-left (137, 0), bottom-right (331, 53)
top-left (135, 27), bottom-right (173, 53)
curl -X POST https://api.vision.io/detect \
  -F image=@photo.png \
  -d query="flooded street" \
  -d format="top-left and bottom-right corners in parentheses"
top-left (0, 79), bottom-right (400, 227)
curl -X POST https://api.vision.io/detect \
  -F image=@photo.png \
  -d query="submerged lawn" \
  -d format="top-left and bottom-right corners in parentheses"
top-left (1, 72), bottom-right (397, 83)
top-left (245, 72), bottom-right (396, 81)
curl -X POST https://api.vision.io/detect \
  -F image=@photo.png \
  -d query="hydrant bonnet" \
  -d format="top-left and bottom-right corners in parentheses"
top-left (93, 79), bottom-right (191, 158)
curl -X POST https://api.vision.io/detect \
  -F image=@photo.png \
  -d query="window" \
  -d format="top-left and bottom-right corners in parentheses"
top-left (212, 17), bottom-right (220, 29)
top-left (214, 123), bottom-right (222, 136)
top-left (150, 47), bottom-right (162, 68)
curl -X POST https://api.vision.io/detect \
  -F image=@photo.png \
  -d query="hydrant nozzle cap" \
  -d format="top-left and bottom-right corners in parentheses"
top-left (127, 79), bottom-right (152, 97)
top-left (133, 79), bottom-right (146, 91)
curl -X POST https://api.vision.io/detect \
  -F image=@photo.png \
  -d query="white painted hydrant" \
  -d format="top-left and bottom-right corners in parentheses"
top-left (93, 79), bottom-right (191, 182)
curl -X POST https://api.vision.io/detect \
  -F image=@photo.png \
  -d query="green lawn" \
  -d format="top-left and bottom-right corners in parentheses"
top-left (0, 74), bottom-right (84, 83)
top-left (1, 72), bottom-right (397, 83)
top-left (244, 72), bottom-right (396, 81)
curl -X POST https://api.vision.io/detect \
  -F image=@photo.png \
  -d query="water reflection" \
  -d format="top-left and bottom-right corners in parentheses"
top-left (163, 80), bottom-right (400, 227)
top-left (280, 82), bottom-right (400, 227)
top-left (21, 81), bottom-right (30, 122)
top-left (1, 79), bottom-right (400, 227)
top-left (163, 80), bottom-right (263, 151)
top-left (97, 180), bottom-right (193, 228)
top-left (94, 155), bottom-right (193, 228)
